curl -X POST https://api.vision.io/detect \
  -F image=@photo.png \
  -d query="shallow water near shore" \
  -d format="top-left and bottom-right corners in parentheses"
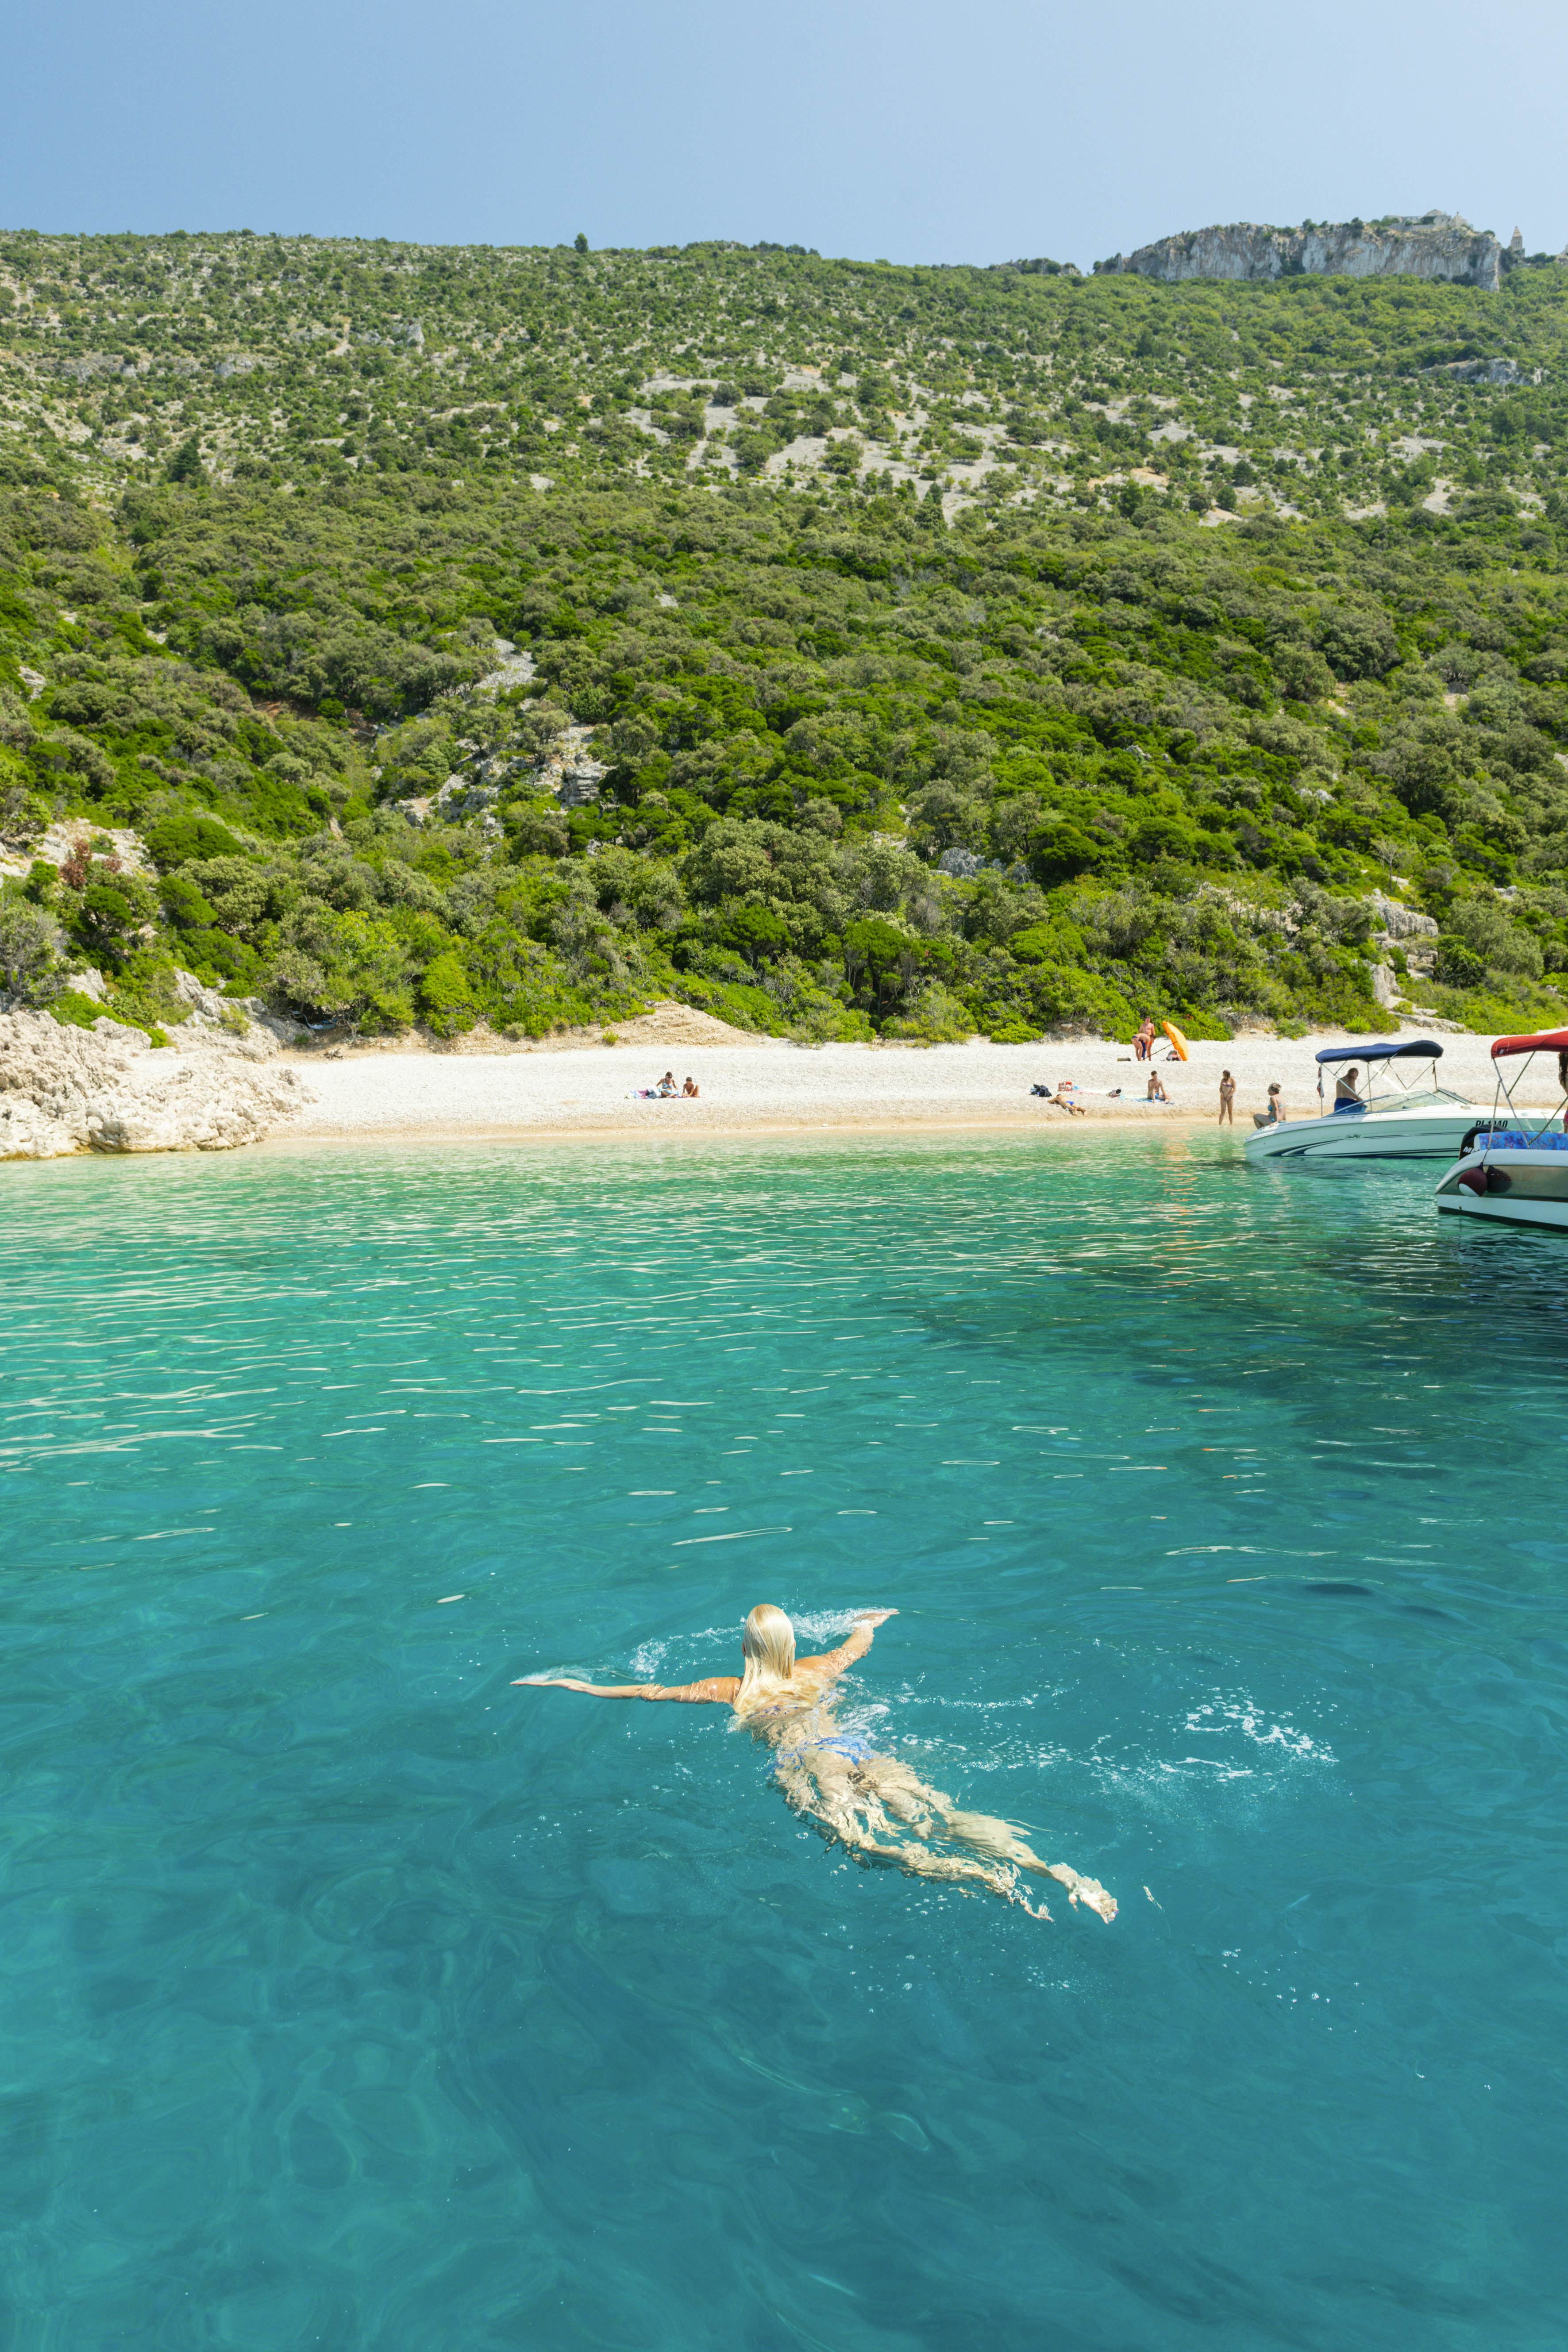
top-left (3, 1132), bottom-right (1565, 2351)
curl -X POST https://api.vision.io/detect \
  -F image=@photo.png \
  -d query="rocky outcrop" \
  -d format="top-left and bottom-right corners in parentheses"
top-left (0, 821), bottom-right (152, 885)
top-left (1367, 892), bottom-right (1439, 945)
top-left (0, 1008), bottom-right (312, 1160)
top-left (1426, 356), bottom-right (1528, 385)
top-left (165, 966), bottom-right (310, 1055)
top-left (1097, 213), bottom-right (1502, 293)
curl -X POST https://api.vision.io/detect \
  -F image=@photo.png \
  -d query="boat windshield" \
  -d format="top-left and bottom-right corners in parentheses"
top-left (1364, 1086), bottom-right (1473, 1114)
top-left (1320, 1053), bottom-right (1460, 1113)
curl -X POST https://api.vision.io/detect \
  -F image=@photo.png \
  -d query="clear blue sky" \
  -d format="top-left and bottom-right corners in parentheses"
top-left (4, 0), bottom-right (1566, 267)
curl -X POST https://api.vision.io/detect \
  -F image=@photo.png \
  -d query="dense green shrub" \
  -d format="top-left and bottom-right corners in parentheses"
top-left (417, 947), bottom-right (478, 1034)
top-left (4, 229), bottom-right (1568, 1037)
top-left (0, 889), bottom-right (64, 1000)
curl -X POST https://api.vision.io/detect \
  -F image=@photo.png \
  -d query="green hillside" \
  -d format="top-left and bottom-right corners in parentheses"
top-left (5, 227), bottom-right (1568, 1046)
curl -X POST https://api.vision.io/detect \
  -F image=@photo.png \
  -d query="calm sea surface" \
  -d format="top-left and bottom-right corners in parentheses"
top-left (2, 1132), bottom-right (1564, 2351)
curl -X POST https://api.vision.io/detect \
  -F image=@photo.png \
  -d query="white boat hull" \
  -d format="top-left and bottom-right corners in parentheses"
top-left (1246, 1105), bottom-right (1487, 1163)
top-left (1437, 1190), bottom-right (1568, 1230)
top-left (1436, 1142), bottom-right (1568, 1231)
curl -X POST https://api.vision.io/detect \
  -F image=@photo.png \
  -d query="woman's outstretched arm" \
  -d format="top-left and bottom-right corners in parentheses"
top-left (514, 1674), bottom-right (739, 1704)
top-left (797, 1608), bottom-right (898, 1683)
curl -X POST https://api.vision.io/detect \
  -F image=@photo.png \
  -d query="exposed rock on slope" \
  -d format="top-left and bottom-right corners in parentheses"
top-left (0, 1009), bottom-right (312, 1160)
top-left (1096, 213), bottom-right (1502, 292)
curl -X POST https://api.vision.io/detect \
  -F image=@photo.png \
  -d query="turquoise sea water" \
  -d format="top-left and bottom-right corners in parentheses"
top-left (3, 1132), bottom-right (1565, 2351)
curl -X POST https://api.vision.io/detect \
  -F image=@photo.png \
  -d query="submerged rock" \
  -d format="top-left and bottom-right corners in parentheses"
top-left (0, 1009), bottom-right (312, 1160)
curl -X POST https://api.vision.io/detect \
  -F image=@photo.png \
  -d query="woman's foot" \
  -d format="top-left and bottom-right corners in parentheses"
top-left (1045, 1863), bottom-right (1117, 1922)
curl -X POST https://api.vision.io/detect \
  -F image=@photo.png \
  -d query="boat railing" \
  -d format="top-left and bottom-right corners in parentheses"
top-left (1314, 1039), bottom-right (1444, 1120)
top-left (1469, 1033), bottom-right (1568, 1167)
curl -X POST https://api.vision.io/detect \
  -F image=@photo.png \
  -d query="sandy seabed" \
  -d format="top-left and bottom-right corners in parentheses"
top-left (271, 1022), bottom-right (1555, 1149)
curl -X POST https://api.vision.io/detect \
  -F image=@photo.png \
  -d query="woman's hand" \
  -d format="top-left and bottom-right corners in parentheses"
top-left (852, 1609), bottom-right (898, 1626)
top-left (514, 1675), bottom-right (598, 1691)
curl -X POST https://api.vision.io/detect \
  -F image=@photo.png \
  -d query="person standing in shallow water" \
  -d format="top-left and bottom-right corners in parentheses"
top-left (1218, 1070), bottom-right (1236, 1126)
top-left (517, 1605), bottom-right (1116, 1923)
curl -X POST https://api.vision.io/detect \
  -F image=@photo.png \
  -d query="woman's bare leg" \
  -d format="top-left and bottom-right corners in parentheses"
top-left (775, 1754), bottom-right (1113, 1921)
top-left (938, 1804), bottom-right (1117, 1922)
top-left (858, 1758), bottom-right (1117, 1923)
top-left (774, 1757), bottom-right (1051, 1912)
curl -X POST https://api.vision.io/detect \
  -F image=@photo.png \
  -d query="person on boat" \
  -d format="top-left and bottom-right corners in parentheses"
top-left (516, 1604), bottom-right (1116, 1924)
top-left (1218, 1070), bottom-right (1236, 1127)
top-left (1134, 1016), bottom-right (1156, 1062)
top-left (1253, 1083), bottom-right (1286, 1130)
top-left (682, 1074), bottom-right (700, 1098)
top-left (1146, 1070), bottom-right (1168, 1103)
top-left (1333, 1066), bottom-right (1362, 1110)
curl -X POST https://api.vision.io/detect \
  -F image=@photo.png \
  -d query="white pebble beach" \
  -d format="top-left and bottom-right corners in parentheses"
top-left (271, 1010), bottom-right (1560, 1147)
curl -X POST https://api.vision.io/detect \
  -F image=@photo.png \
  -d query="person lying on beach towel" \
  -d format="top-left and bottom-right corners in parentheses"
top-left (517, 1605), bottom-right (1116, 1924)
top-left (1030, 1081), bottom-right (1086, 1114)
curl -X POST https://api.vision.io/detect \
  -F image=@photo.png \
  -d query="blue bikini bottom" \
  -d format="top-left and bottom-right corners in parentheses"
top-left (774, 1730), bottom-right (879, 1775)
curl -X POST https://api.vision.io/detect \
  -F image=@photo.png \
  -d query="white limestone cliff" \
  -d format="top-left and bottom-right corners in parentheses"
top-left (1097, 214), bottom-right (1502, 293)
top-left (0, 1008), bottom-right (312, 1160)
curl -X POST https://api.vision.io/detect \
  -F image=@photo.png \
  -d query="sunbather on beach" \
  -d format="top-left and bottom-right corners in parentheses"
top-left (682, 1075), bottom-right (700, 1097)
top-left (1029, 1082), bottom-right (1086, 1115)
top-left (1146, 1070), bottom-right (1168, 1103)
top-left (517, 1605), bottom-right (1115, 1923)
top-left (655, 1070), bottom-right (678, 1097)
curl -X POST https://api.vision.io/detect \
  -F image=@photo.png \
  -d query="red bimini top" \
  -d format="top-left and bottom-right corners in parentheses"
top-left (1491, 1029), bottom-right (1568, 1059)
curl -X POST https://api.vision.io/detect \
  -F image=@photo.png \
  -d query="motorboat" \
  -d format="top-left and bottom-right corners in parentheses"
top-left (1436, 1029), bottom-right (1568, 1230)
top-left (1245, 1038), bottom-right (1489, 1163)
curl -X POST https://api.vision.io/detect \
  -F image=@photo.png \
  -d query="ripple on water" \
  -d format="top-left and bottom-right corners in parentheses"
top-left (1, 1135), bottom-right (1565, 2349)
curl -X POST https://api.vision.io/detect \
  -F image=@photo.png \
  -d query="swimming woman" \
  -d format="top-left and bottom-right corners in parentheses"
top-left (517, 1604), bottom-right (1116, 1923)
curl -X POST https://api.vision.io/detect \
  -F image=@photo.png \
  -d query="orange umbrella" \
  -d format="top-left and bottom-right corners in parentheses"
top-left (1162, 1021), bottom-right (1189, 1061)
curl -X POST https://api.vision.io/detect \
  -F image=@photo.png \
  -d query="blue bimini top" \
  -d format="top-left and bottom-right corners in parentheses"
top-left (1315, 1039), bottom-right (1442, 1067)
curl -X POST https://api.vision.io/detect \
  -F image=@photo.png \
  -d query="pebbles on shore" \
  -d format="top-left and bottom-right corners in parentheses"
top-left (279, 1029), bottom-right (1544, 1144)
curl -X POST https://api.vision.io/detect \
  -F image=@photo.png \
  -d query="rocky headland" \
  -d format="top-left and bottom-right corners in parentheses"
top-left (1096, 212), bottom-right (1503, 290)
top-left (0, 985), bottom-right (312, 1160)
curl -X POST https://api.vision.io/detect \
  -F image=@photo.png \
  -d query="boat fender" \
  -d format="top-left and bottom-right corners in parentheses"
top-left (1457, 1165), bottom-right (1488, 1196)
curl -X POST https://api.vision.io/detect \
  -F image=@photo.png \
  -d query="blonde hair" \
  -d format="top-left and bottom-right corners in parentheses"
top-left (736, 1603), bottom-right (797, 1713)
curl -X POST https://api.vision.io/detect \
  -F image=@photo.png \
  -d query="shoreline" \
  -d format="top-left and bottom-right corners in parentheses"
top-left (8, 1016), bottom-right (1555, 1167)
top-left (256, 1108), bottom-right (1219, 1153)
